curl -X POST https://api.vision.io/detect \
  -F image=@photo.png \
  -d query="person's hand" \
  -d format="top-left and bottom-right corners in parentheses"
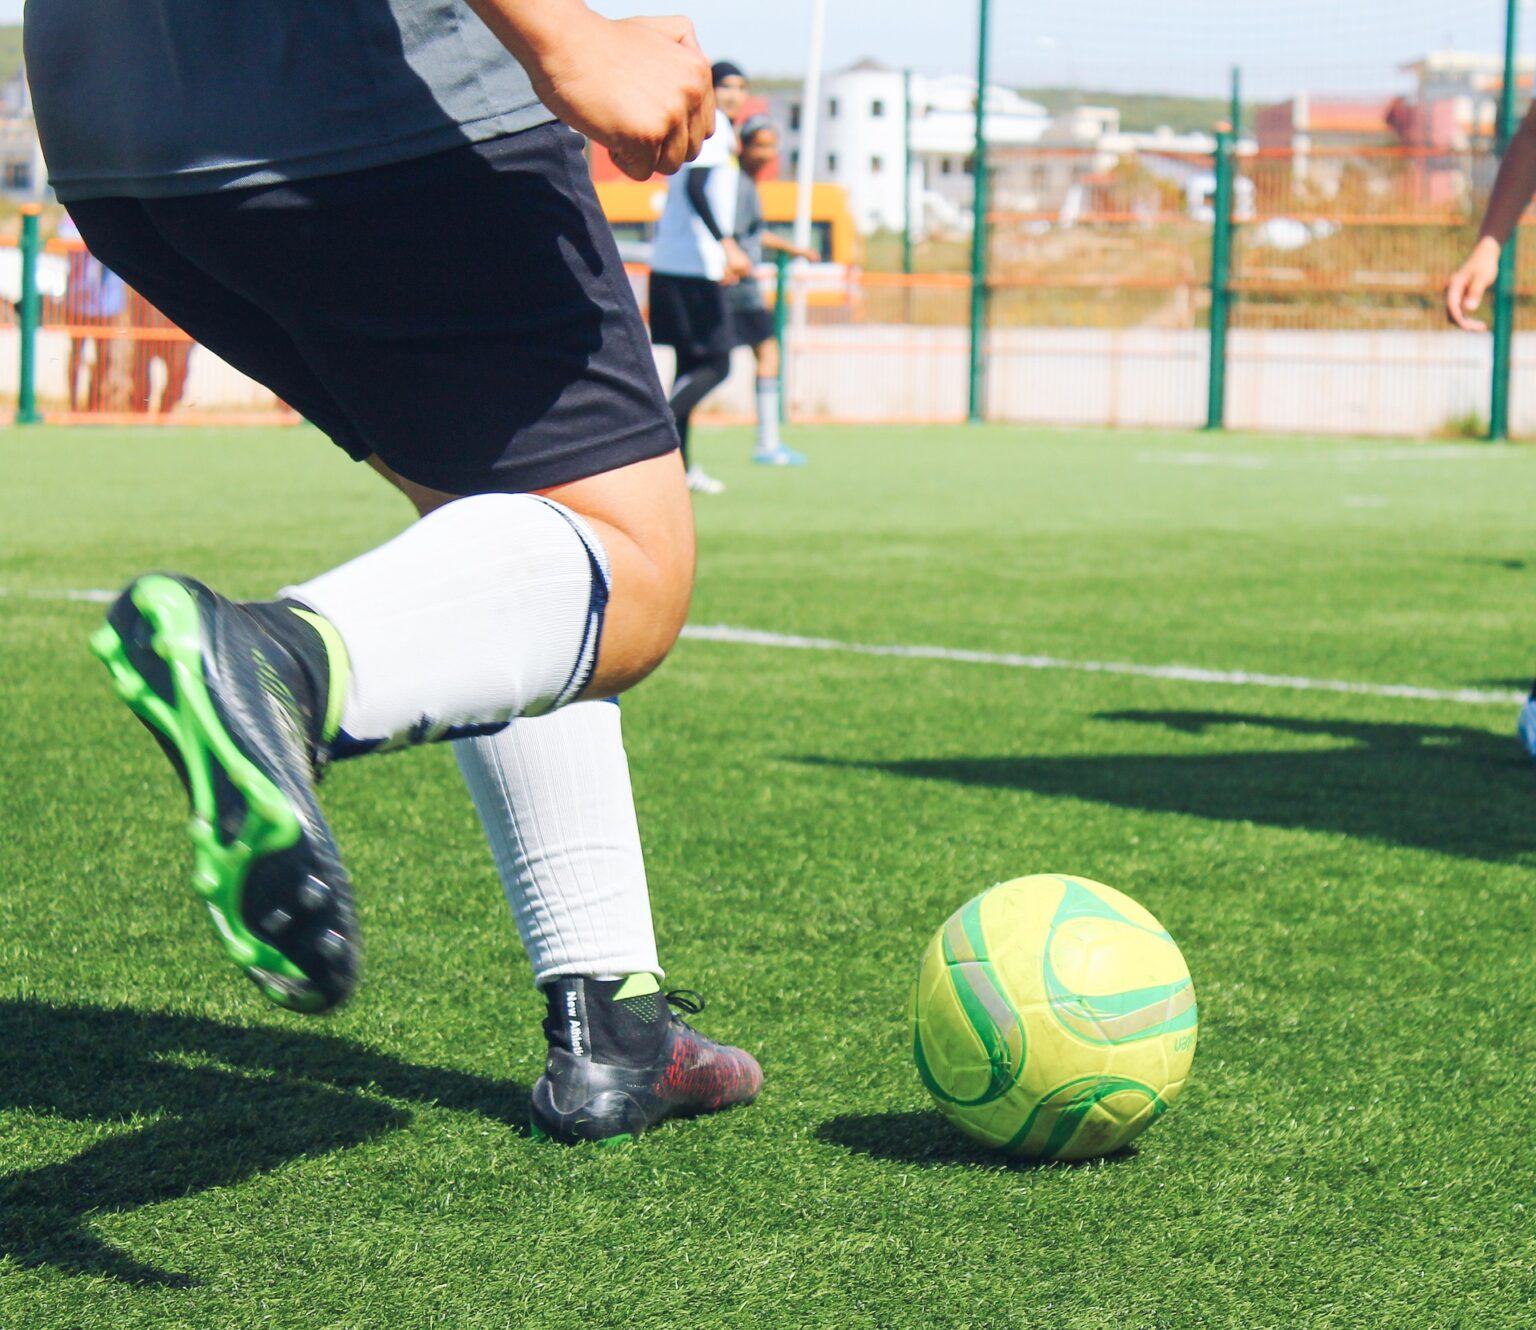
top-left (721, 237), bottom-right (754, 285)
top-left (1447, 236), bottom-right (1502, 332)
top-left (524, 11), bottom-right (713, 180)
top-left (792, 245), bottom-right (820, 263)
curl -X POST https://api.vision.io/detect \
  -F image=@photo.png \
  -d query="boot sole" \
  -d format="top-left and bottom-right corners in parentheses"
top-left (90, 574), bottom-right (335, 1013)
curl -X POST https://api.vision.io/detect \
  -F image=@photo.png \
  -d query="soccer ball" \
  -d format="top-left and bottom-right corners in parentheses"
top-left (911, 875), bottom-right (1197, 1162)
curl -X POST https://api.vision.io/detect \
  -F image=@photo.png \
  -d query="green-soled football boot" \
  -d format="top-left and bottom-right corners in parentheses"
top-left (90, 573), bottom-right (359, 1013)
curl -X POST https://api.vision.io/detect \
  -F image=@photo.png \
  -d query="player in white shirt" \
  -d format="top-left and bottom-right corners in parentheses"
top-left (648, 61), bottom-right (752, 494)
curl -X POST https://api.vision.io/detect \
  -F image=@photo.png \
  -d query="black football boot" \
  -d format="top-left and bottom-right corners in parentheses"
top-left (90, 573), bottom-right (359, 1013)
top-left (530, 975), bottom-right (763, 1145)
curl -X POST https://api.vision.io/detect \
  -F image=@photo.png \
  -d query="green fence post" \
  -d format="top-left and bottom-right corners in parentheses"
top-left (902, 67), bottom-right (915, 278)
top-left (966, 0), bottom-right (992, 425)
top-left (16, 205), bottom-right (41, 425)
top-left (1490, 0), bottom-right (1522, 441)
top-left (773, 249), bottom-right (790, 424)
top-left (1205, 126), bottom-right (1235, 432)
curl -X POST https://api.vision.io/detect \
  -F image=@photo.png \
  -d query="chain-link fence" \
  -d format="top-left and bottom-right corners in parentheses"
top-left (3, 1), bottom-right (1530, 438)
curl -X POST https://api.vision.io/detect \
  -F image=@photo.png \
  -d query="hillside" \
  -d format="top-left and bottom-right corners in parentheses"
top-left (1019, 86), bottom-right (1254, 134)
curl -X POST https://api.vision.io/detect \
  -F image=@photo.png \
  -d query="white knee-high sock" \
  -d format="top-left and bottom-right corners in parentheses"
top-left (454, 701), bottom-right (661, 985)
top-left (285, 493), bottom-right (607, 754)
top-left (755, 375), bottom-right (782, 454)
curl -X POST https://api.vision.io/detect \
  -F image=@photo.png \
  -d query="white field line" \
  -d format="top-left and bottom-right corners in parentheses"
top-left (681, 624), bottom-right (1522, 708)
top-left (3, 587), bottom-right (1519, 708)
top-left (1140, 444), bottom-right (1518, 471)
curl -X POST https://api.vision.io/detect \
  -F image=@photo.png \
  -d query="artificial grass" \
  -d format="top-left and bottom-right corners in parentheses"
top-left (2, 424), bottom-right (1534, 1327)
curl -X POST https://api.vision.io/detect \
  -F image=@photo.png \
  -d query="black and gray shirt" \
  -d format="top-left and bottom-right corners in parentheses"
top-left (25, 0), bottom-right (554, 201)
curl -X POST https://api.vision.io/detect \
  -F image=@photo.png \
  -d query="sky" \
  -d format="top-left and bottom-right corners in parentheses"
top-left (2, 1), bottom-right (1526, 100)
top-left (603, 0), bottom-right (1523, 99)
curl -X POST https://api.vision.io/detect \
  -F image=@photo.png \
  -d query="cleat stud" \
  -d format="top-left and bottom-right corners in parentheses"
top-left (261, 907), bottom-right (293, 935)
top-left (298, 878), bottom-right (331, 911)
top-left (316, 929), bottom-right (349, 960)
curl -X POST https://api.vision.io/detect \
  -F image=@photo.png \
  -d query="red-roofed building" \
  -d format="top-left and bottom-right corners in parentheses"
top-left (1255, 96), bottom-right (1398, 153)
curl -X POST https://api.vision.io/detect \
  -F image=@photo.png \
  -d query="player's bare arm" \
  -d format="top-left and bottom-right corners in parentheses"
top-left (467, 0), bottom-right (714, 179)
top-left (1447, 103), bottom-right (1536, 331)
top-left (760, 232), bottom-right (820, 264)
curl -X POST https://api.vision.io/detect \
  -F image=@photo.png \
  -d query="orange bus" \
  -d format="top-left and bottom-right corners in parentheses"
top-left (595, 178), bottom-right (861, 307)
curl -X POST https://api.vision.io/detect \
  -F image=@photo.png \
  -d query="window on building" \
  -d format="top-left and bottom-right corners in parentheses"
top-left (5, 163), bottom-right (29, 189)
top-left (870, 155), bottom-right (884, 174)
top-left (871, 99), bottom-right (886, 117)
top-left (789, 103), bottom-right (801, 131)
top-left (941, 157), bottom-right (953, 175)
top-left (827, 152), bottom-right (838, 172)
top-left (790, 149), bottom-right (800, 170)
top-left (828, 98), bottom-right (838, 119)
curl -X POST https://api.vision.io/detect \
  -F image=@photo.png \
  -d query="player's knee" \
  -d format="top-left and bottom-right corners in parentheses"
top-left (609, 512), bottom-right (694, 685)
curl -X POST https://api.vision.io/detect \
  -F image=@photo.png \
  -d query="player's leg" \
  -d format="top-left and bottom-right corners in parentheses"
top-left (76, 134), bottom-right (759, 1138)
top-left (371, 458), bottom-right (757, 1141)
top-left (162, 344), bottom-right (192, 415)
top-left (669, 346), bottom-right (731, 495)
top-left (72, 196), bottom-right (395, 1012)
top-left (1518, 678), bottom-right (1536, 762)
top-left (652, 272), bottom-right (730, 495)
top-left (749, 333), bottom-right (804, 466)
top-left (67, 335), bottom-right (85, 410)
top-left (451, 702), bottom-right (756, 1144)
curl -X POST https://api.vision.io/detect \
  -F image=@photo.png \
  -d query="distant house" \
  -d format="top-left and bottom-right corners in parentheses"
top-left (1255, 53), bottom-right (1531, 212)
top-left (1400, 49), bottom-right (1535, 150)
top-left (1255, 95), bottom-right (1399, 154)
top-left (770, 60), bottom-right (1052, 236)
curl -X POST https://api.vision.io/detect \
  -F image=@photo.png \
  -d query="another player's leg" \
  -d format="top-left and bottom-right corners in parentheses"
top-left (1518, 677), bottom-right (1536, 762)
top-left (669, 347), bottom-right (730, 494)
top-left (750, 335), bottom-right (805, 467)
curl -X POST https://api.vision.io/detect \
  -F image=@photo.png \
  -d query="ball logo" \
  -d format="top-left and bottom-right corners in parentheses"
top-left (1042, 879), bottom-right (1198, 1047)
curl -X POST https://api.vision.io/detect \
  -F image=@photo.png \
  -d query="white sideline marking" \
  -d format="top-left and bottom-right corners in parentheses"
top-left (3, 587), bottom-right (1519, 709)
top-left (1140, 444), bottom-right (1516, 471)
top-left (1140, 451), bottom-right (1271, 469)
top-left (0, 586), bottom-right (118, 603)
top-left (680, 624), bottom-right (1522, 708)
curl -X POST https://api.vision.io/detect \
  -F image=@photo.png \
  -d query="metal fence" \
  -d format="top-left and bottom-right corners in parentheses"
top-left (3, 143), bottom-right (1528, 438)
top-left (6, 216), bottom-right (298, 426)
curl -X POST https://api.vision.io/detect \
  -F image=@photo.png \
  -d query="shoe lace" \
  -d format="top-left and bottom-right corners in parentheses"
top-left (664, 988), bottom-right (706, 1030)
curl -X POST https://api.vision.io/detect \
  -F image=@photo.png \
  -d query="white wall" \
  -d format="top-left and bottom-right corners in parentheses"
top-left (0, 326), bottom-right (1521, 440)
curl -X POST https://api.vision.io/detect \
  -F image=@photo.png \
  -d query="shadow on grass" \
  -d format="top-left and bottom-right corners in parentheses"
top-left (818, 1110), bottom-right (1131, 1171)
top-left (0, 997), bottom-right (529, 1287)
top-left (803, 711), bottom-right (1536, 864)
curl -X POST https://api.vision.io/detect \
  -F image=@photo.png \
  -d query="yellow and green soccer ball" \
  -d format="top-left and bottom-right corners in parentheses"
top-left (911, 875), bottom-right (1197, 1162)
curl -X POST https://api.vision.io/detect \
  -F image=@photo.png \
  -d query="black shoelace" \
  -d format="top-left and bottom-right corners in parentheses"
top-left (665, 989), bottom-right (706, 1030)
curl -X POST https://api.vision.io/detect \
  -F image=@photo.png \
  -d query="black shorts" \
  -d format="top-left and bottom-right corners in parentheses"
top-left (728, 303), bottom-right (775, 349)
top-left (67, 123), bottom-right (678, 495)
top-left (648, 272), bottom-right (734, 363)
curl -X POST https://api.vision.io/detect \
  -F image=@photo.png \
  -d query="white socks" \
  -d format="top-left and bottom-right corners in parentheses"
top-left (286, 493), bottom-right (607, 753)
top-left (755, 375), bottom-right (781, 455)
top-left (288, 493), bottom-right (658, 984)
top-left (454, 701), bottom-right (661, 985)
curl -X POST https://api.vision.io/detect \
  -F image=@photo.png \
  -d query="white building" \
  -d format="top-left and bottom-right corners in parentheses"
top-left (771, 60), bottom-right (1051, 236)
top-left (0, 71), bottom-right (47, 200)
top-left (1402, 48), bottom-right (1536, 147)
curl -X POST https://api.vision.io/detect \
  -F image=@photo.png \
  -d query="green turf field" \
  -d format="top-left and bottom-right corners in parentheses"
top-left (4, 424), bottom-right (1535, 1327)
